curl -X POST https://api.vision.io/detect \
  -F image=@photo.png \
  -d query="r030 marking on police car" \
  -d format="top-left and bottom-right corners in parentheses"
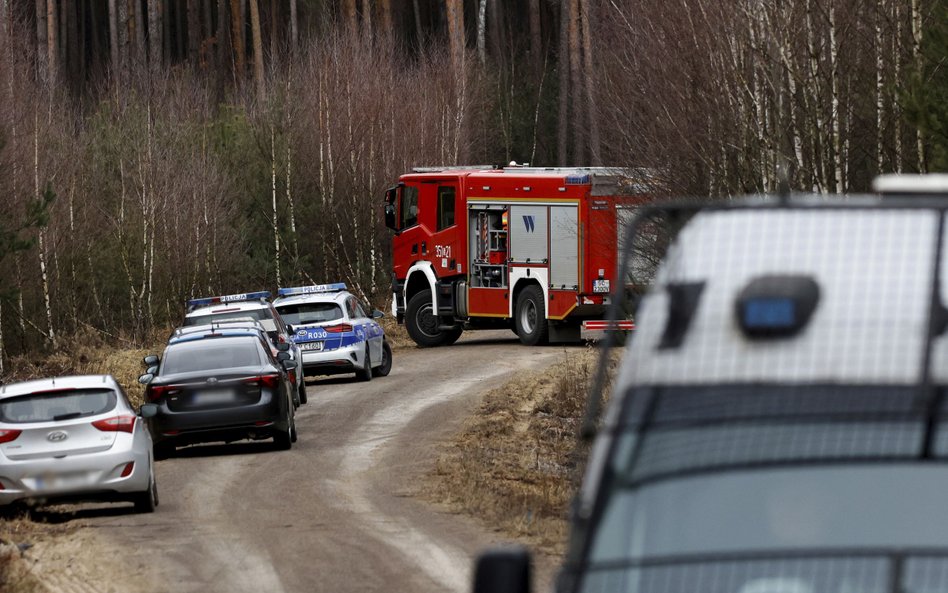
top-left (295, 327), bottom-right (330, 342)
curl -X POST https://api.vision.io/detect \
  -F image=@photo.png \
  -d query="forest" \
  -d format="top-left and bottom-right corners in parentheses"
top-left (0, 0), bottom-right (944, 370)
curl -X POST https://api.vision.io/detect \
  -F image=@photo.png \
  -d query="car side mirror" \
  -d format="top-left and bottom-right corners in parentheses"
top-left (139, 403), bottom-right (158, 418)
top-left (285, 324), bottom-right (295, 335)
top-left (277, 342), bottom-right (291, 352)
top-left (146, 365), bottom-right (158, 375)
top-left (472, 546), bottom-right (532, 593)
top-left (138, 373), bottom-right (154, 385)
top-left (143, 354), bottom-right (159, 367)
top-left (372, 309), bottom-right (384, 319)
top-left (277, 351), bottom-right (291, 361)
top-left (281, 359), bottom-right (295, 371)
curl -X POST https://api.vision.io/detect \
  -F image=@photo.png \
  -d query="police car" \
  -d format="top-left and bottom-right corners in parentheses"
top-left (273, 284), bottom-right (392, 381)
top-left (182, 291), bottom-right (307, 406)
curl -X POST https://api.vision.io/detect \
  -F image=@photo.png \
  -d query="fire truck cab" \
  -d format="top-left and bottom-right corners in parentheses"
top-left (384, 166), bottom-right (646, 347)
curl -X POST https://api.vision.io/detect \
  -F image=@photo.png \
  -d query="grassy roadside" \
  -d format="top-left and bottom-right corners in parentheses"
top-left (425, 345), bottom-right (620, 556)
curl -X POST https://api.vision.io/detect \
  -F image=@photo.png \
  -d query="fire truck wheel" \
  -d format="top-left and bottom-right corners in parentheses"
top-left (406, 291), bottom-right (450, 347)
top-left (515, 285), bottom-right (549, 346)
top-left (443, 326), bottom-right (464, 345)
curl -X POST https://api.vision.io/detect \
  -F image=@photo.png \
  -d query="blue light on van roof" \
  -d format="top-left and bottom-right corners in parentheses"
top-left (277, 283), bottom-right (347, 297)
top-left (736, 275), bottom-right (820, 339)
top-left (565, 174), bottom-right (590, 185)
top-left (741, 298), bottom-right (796, 329)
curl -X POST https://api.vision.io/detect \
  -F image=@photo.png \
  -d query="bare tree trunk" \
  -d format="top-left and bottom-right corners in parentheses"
top-left (34, 109), bottom-right (55, 348)
top-left (187, 0), bottom-right (200, 62)
top-left (911, 0), bottom-right (925, 171)
top-left (580, 0), bottom-right (601, 165)
top-left (476, 0), bottom-right (487, 64)
top-left (149, 0), bottom-right (163, 77)
top-left (445, 0), bottom-right (464, 73)
top-left (361, 0), bottom-right (373, 37)
top-left (217, 0), bottom-right (232, 78)
top-left (271, 125), bottom-right (280, 285)
top-left (133, 0), bottom-right (146, 69)
top-left (289, 0), bottom-right (298, 50)
top-left (568, 0), bottom-right (583, 164)
top-left (876, 0), bottom-right (885, 174)
top-left (108, 0), bottom-right (119, 84)
top-left (529, 0), bottom-right (541, 77)
top-left (893, 0), bottom-right (904, 172)
top-left (267, 1), bottom-right (277, 68)
top-left (556, 0), bottom-right (569, 165)
top-left (412, 0), bottom-right (423, 45)
top-left (249, 0), bottom-right (264, 102)
top-left (829, 5), bottom-right (843, 192)
top-left (117, 0), bottom-right (129, 86)
top-left (379, 0), bottom-right (392, 34)
top-left (46, 0), bottom-right (57, 88)
top-left (230, 0), bottom-right (245, 83)
top-left (36, 0), bottom-right (47, 83)
top-left (344, 0), bottom-right (357, 33)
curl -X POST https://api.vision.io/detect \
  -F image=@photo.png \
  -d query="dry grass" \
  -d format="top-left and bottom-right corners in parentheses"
top-left (426, 345), bottom-right (619, 556)
top-left (377, 315), bottom-right (414, 352)
top-left (2, 326), bottom-right (170, 407)
top-left (0, 512), bottom-right (74, 593)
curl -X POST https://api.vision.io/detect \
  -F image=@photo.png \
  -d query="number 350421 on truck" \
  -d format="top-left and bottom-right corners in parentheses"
top-left (383, 165), bottom-right (650, 347)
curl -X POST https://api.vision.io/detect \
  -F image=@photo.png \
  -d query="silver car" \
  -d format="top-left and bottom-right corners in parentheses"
top-left (0, 375), bottom-right (158, 513)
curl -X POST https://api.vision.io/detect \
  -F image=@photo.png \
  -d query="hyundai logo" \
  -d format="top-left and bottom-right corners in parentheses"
top-left (47, 431), bottom-right (68, 442)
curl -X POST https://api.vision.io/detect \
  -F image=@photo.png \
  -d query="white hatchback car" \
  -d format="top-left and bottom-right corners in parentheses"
top-left (0, 375), bottom-right (158, 513)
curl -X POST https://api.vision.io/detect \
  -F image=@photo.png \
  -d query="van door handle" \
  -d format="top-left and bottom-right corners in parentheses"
top-left (421, 242), bottom-right (427, 254)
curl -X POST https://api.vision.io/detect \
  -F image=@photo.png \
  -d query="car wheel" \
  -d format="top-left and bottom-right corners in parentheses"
top-left (514, 285), bottom-right (549, 346)
top-left (133, 472), bottom-right (158, 514)
top-left (298, 379), bottom-right (308, 405)
top-left (372, 340), bottom-right (393, 377)
top-left (405, 291), bottom-right (452, 347)
top-left (154, 442), bottom-right (175, 461)
top-left (359, 344), bottom-right (373, 382)
top-left (290, 413), bottom-right (298, 443)
top-left (274, 426), bottom-right (292, 450)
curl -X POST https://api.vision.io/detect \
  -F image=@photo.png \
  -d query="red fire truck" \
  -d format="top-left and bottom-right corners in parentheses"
top-left (383, 166), bottom-right (646, 347)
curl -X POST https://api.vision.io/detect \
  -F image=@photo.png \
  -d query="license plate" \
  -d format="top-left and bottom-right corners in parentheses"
top-left (36, 471), bottom-right (94, 491)
top-left (192, 389), bottom-right (235, 406)
top-left (300, 341), bottom-right (324, 352)
top-left (593, 279), bottom-right (610, 294)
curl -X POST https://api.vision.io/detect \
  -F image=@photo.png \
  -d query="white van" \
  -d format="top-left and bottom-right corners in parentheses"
top-left (474, 176), bottom-right (948, 593)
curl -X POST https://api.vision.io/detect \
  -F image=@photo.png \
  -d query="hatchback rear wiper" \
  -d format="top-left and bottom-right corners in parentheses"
top-left (53, 412), bottom-right (83, 421)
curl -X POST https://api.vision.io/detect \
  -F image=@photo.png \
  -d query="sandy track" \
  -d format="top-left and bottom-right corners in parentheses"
top-left (26, 331), bottom-right (566, 593)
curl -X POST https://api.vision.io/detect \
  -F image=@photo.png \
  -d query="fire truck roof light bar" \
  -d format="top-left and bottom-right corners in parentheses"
top-left (277, 283), bottom-right (348, 297)
top-left (187, 291), bottom-right (271, 310)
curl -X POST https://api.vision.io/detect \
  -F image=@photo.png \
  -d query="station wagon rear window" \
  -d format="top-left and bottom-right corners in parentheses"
top-left (0, 389), bottom-right (117, 423)
top-left (276, 303), bottom-right (344, 325)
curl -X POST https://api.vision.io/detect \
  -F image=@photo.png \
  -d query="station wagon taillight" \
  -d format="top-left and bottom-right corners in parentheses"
top-left (93, 415), bottom-right (136, 434)
top-left (325, 323), bottom-right (353, 333)
top-left (0, 429), bottom-right (21, 444)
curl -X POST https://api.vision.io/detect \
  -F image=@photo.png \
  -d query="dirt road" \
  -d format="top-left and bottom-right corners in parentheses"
top-left (29, 331), bottom-right (568, 593)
